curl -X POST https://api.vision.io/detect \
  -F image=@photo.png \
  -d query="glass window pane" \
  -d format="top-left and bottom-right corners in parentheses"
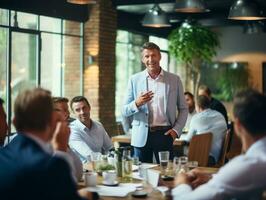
top-left (41, 33), bottom-right (61, 95)
top-left (0, 27), bottom-right (8, 106)
top-left (63, 35), bottom-right (82, 98)
top-left (11, 31), bottom-right (38, 131)
top-left (160, 52), bottom-right (169, 71)
top-left (63, 20), bottom-right (82, 36)
top-left (0, 9), bottom-right (9, 26)
top-left (40, 16), bottom-right (61, 33)
top-left (149, 36), bottom-right (168, 50)
top-left (116, 30), bottom-right (129, 43)
top-left (11, 11), bottom-right (38, 29)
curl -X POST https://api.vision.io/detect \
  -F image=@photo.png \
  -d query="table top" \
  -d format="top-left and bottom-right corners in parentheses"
top-left (79, 163), bottom-right (219, 200)
top-left (112, 135), bottom-right (186, 146)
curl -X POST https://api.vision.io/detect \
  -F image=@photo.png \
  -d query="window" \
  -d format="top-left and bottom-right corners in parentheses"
top-left (0, 8), bottom-right (83, 138)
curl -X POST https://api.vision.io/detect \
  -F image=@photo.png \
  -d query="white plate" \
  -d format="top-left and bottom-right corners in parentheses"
top-left (102, 180), bottom-right (119, 186)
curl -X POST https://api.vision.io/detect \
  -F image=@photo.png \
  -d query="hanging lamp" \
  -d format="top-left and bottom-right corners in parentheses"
top-left (142, 4), bottom-right (171, 28)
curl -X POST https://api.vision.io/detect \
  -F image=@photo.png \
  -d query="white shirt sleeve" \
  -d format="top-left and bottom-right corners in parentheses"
top-left (172, 155), bottom-right (266, 200)
top-left (69, 129), bottom-right (93, 163)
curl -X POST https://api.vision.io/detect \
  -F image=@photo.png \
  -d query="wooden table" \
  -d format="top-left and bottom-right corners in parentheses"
top-left (79, 164), bottom-right (219, 200)
top-left (112, 135), bottom-right (186, 146)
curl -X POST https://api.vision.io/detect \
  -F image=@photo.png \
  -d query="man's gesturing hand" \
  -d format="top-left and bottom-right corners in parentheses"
top-left (135, 91), bottom-right (154, 107)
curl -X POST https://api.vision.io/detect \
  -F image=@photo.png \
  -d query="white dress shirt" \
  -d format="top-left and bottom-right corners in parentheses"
top-left (182, 109), bottom-right (227, 162)
top-left (172, 136), bottom-right (266, 200)
top-left (146, 69), bottom-right (169, 127)
top-left (69, 119), bottom-right (113, 163)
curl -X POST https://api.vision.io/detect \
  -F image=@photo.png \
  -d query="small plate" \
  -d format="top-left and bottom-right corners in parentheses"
top-left (102, 180), bottom-right (119, 186)
top-left (131, 190), bottom-right (148, 198)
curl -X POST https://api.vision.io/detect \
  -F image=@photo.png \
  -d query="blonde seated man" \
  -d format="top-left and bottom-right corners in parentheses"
top-left (53, 97), bottom-right (83, 182)
top-left (173, 89), bottom-right (266, 200)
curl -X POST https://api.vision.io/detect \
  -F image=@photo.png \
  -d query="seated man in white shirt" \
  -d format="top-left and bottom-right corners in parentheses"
top-left (181, 95), bottom-right (227, 165)
top-left (172, 89), bottom-right (266, 200)
top-left (183, 91), bottom-right (197, 132)
top-left (69, 96), bottom-right (113, 163)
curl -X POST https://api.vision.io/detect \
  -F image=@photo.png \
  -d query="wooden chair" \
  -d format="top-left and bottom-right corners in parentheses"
top-left (214, 129), bottom-right (231, 167)
top-left (188, 132), bottom-right (213, 167)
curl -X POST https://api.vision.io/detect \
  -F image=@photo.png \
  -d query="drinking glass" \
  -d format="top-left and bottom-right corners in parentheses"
top-left (178, 156), bottom-right (188, 173)
top-left (91, 152), bottom-right (102, 171)
top-left (159, 151), bottom-right (169, 175)
top-left (187, 161), bottom-right (198, 170)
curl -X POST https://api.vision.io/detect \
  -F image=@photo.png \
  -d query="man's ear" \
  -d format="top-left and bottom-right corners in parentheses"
top-left (234, 118), bottom-right (243, 137)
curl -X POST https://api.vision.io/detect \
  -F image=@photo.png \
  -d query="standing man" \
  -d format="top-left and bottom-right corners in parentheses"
top-left (198, 85), bottom-right (228, 124)
top-left (0, 98), bottom-right (8, 147)
top-left (69, 96), bottom-right (113, 163)
top-left (183, 92), bottom-right (196, 132)
top-left (172, 89), bottom-right (266, 200)
top-left (122, 42), bottom-right (188, 163)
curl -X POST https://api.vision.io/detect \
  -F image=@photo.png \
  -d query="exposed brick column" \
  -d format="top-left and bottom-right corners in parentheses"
top-left (84, 0), bottom-right (117, 136)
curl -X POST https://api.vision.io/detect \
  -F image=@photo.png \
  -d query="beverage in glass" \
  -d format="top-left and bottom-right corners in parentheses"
top-left (122, 147), bottom-right (132, 181)
top-left (159, 151), bottom-right (169, 175)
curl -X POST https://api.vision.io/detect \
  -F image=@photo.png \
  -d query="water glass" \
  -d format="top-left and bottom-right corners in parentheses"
top-left (187, 161), bottom-right (198, 170)
top-left (159, 151), bottom-right (169, 175)
top-left (91, 152), bottom-right (102, 171)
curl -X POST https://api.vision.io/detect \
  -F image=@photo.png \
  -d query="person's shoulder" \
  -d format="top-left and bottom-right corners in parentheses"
top-left (164, 70), bottom-right (180, 79)
top-left (130, 71), bottom-right (146, 81)
top-left (69, 119), bottom-right (83, 130)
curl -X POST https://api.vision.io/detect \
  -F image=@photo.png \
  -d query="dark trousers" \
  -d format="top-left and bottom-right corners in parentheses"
top-left (134, 128), bottom-right (174, 164)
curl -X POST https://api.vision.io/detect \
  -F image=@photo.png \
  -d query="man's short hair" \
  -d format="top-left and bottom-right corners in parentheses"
top-left (0, 98), bottom-right (4, 105)
top-left (70, 96), bottom-right (90, 111)
top-left (141, 42), bottom-right (161, 52)
top-left (184, 91), bottom-right (194, 99)
top-left (198, 85), bottom-right (212, 95)
top-left (14, 88), bottom-right (53, 132)
top-left (52, 97), bottom-right (69, 104)
top-left (196, 95), bottom-right (210, 109)
top-left (233, 89), bottom-right (266, 135)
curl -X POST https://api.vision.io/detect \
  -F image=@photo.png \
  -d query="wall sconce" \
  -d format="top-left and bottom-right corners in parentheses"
top-left (88, 55), bottom-right (96, 65)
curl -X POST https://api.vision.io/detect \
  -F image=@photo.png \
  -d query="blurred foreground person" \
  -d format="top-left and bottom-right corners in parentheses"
top-left (172, 89), bottom-right (266, 200)
top-left (0, 98), bottom-right (8, 147)
top-left (0, 88), bottom-right (97, 200)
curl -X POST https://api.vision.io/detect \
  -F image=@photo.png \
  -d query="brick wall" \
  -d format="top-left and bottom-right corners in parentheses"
top-left (84, 0), bottom-right (117, 136)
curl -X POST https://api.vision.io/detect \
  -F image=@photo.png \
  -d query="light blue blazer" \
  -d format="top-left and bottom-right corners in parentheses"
top-left (122, 69), bottom-right (188, 147)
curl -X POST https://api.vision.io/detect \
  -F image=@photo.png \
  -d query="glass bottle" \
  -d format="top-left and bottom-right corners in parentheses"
top-left (115, 147), bottom-right (123, 177)
top-left (122, 146), bottom-right (133, 181)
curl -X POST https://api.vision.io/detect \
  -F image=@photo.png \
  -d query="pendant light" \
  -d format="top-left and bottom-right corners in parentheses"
top-left (142, 4), bottom-right (171, 28)
top-left (67, 0), bottom-right (96, 5)
top-left (175, 0), bottom-right (209, 13)
top-left (228, 0), bottom-right (266, 20)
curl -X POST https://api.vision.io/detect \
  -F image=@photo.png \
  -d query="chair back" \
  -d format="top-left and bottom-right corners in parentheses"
top-left (188, 132), bottom-right (213, 167)
top-left (215, 129), bottom-right (231, 167)
top-left (226, 122), bottom-right (242, 159)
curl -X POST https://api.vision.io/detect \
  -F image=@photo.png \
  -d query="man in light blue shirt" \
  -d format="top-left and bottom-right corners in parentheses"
top-left (69, 96), bottom-right (113, 163)
top-left (181, 95), bottom-right (227, 164)
top-left (172, 89), bottom-right (266, 200)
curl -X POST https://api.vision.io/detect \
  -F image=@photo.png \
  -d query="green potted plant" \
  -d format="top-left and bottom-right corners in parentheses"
top-left (168, 20), bottom-right (220, 94)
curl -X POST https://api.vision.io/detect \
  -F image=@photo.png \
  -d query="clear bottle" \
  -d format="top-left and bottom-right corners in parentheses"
top-left (122, 146), bottom-right (133, 181)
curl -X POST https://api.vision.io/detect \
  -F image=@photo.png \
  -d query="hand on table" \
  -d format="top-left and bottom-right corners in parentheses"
top-left (188, 169), bottom-right (213, 189)
top-left (135, 91), bottom-right (154, 107)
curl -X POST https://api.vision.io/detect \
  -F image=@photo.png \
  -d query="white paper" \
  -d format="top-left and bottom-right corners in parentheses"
top-left (86, 183), bottom-right (142, 197)
top-left (147, 169), bottom-right (160, 188)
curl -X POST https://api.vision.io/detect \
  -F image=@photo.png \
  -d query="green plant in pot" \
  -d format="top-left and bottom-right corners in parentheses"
top-left (168, 20), bottom-right (220, 94)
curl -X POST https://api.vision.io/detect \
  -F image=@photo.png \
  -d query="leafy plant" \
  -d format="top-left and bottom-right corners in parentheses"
top-left (168, 21), bottom-right (220, 94)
